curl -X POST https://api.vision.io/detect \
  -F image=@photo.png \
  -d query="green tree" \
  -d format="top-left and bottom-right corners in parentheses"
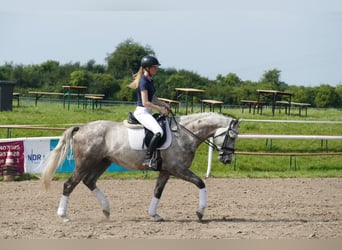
top-left (84, 59), bottom-right (106, 73)
top-left (91, 73), bottom-right (120, 98)
top-left (106, 39), bottom-right (154, 79)
top-left (335, 84), bottom-right (342, 107)
top-left (314, 84), bottom-right (339, 108)
top-left (0, 62), bottom-right (13, 80)
top-left (70, 70), bottom-right (92, 87)
top-left (259, 69), bottom-right (284, 89)
top-left (114, 78), bottom-right (136, 101)
top-left (221, 73), bottom-right (242, 87)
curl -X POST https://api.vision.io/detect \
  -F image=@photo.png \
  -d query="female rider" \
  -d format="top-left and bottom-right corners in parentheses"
top-left (129, 55), bottom-right (170, 169)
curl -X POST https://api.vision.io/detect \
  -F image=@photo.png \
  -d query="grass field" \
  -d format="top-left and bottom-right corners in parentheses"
top-left (1, 98), bottom-right (342, 179)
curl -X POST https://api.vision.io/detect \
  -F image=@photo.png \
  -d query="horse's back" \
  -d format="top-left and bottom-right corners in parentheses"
top-left (73, 120), bottom-right (126, 146)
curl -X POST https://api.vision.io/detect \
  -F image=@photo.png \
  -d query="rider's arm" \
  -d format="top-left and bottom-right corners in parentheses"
top-left (152, 95), bottom-right (171, 111)
top-left (141, 90), bottom-right (167, 114)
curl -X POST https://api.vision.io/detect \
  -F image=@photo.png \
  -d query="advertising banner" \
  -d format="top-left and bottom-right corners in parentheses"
top-left (23, 138), bottom-right (51, 173)
top-left (50, 139), bottom-right (129, 173)
top-left (0, 137), bottom-right (129, 174)
top-left (0, 141), bottom-right (24, 174)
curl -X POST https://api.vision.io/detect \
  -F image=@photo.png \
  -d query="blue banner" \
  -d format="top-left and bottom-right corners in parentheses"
top-left (50, 139), bottom-right (130, 173)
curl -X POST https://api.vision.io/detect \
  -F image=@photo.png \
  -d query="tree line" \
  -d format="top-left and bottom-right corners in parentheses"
top-left (0, 39), bottom-right (341, 108)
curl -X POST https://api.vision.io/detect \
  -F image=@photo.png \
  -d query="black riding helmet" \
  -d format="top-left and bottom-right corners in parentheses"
top-left (141, 55), bottom-right (161, 68)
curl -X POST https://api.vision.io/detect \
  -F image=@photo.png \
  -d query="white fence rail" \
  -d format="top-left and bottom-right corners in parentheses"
top-left (206, 133), bottom-right (342, 177)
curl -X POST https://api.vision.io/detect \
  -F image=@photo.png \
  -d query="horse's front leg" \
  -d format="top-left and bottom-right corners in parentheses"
top-left (172, 168), bottom-right (207, 221)
top-left (149, 171), bottom-right (170, 222)
top-left (197, 187), bottom-right (207, 220)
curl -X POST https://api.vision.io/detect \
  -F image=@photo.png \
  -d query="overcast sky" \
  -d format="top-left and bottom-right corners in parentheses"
top-left (1, 0), bottom-right (341, 86)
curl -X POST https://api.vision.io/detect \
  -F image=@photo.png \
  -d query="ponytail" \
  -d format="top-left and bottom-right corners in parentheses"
top-left (128, 67), bottom-right (143, 89)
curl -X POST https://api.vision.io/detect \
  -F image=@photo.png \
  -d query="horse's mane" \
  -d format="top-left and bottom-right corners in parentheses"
top-left (179, 112), bottom-right (231, 126)
top-left (178, 112), bottom-right (230, 126)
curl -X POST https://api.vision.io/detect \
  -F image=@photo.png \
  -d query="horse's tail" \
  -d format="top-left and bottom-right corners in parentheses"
top-left (41, 126), bottom-right (79, 190)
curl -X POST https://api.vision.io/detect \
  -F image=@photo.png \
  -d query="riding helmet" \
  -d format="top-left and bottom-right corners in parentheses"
top-left (141, 55), bottom-right (161, 68)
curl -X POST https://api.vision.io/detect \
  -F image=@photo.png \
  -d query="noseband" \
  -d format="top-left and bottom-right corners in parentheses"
top-left (214, 120), bottom-right (236, 156)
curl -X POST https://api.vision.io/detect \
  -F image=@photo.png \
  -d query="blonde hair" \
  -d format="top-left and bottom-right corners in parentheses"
top-left (128, 66), bottom-right (143, 89)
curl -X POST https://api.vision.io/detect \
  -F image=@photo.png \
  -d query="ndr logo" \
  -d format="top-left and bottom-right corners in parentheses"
top-left (27, 150), bottom-right (43, 162)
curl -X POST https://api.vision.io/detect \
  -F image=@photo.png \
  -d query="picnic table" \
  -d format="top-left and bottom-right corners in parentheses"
top-left (257, 89), bottom-right (293, 116)
top-left (175, 88), bottom-right (204, 114)
top-left (63, 85), bottom-right (87, 110)
top-left (240, 100), bottom-right (265, 114)
top-left (201, 99), bottom-right (224, 112)
top-left (158, 97), bottom-right (180, 115)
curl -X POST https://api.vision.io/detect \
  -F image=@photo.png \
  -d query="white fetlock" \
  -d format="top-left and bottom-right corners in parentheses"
top-left (92, 188), bottom-right (110, 219)
top-left (149, 197), bottom-right (164, 221)
top-left (148, 197), bottom-right (160, 216)
top-left (57, 195), bottom-right (69, 221)
top-left (197, 188), bottom-right (207, 220)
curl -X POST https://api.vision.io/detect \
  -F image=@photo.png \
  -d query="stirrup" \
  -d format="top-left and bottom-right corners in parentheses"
top-left (142, 157), bottom-right (158, 170)
top-left (149, 158), bottom-right (158, 170)
top-left (142, 158), bottom-right (152, 167)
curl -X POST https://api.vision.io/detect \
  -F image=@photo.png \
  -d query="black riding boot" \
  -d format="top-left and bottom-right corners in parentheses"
top-left (143, 132), bottom-right (162, 169)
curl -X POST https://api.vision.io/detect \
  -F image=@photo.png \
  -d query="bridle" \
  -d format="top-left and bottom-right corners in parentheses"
top-left (168, 110), bottom-right (237, 154)
top-left (214, 120), bottom-right (237, 156)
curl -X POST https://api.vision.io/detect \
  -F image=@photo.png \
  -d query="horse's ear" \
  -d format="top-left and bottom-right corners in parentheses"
top-left (234, 118), bottom-right (241, 127)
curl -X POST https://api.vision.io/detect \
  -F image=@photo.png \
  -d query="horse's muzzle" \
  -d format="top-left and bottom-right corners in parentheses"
top-left (218, 155), bottom-right (232, 164)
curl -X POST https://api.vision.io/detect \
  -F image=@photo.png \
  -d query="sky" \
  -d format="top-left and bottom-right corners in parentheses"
top-left (1, 0), bottom-right (341, 87)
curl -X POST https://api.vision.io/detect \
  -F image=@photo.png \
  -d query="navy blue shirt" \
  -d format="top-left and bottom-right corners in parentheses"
top-left (137, 75), bottom-right (156, 107)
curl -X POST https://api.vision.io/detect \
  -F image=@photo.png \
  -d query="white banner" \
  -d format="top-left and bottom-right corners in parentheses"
top-left (23, 138), bottom-right (53, 173)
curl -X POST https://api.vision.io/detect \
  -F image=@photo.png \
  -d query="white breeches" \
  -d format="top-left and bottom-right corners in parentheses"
top-left (134, 106), bottom-right (164, 136)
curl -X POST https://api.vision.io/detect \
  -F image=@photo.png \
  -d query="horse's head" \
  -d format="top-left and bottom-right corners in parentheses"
top-left (214, 118), bottom-right (241, 164)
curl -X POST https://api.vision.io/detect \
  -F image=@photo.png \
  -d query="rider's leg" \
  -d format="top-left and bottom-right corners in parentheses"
top-left (143, 132), bottom-right (162, 168)
top-left (133, 107), bottom-right (164, 169)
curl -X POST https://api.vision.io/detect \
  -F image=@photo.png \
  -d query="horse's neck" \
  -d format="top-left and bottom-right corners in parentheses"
top-left (180, 113), bottom-right (229, 139)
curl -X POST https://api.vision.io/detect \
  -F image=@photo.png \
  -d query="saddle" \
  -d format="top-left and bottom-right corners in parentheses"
top-left (125, 112), bottom-right (172, 150)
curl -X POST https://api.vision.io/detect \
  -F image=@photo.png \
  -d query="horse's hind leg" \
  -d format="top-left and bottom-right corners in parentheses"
top-left (82, 161), bottom-right (111, 219)
top-left (57, 172), bottom-right (85, 222)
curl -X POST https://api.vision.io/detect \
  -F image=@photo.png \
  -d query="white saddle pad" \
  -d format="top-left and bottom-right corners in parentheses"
top-left (124, 120), bottom-right (172, 150)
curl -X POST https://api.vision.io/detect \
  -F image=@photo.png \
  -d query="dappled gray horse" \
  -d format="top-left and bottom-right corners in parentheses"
top-left (41, 112), bottom-right (240, 222)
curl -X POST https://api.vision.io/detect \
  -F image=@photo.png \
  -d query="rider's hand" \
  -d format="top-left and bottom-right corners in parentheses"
top-left (160, 106), bottom-right (170, 116)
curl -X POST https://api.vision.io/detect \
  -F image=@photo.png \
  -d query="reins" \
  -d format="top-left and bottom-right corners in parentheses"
top-left (168, 110), bottom-right (222, 152)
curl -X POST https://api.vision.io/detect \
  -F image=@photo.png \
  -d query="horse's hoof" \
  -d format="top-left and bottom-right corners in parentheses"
top-left (152, 214), bottom-right (164, 222)
top-left (60, 215), bottom-right (70, 223)
top-left (196, 211), bottom-right (204, 221)
top-left (103, 210), bottom-right (110, 219)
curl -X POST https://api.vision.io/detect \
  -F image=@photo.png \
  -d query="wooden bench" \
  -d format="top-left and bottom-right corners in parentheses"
top-left (240, 100), bottom-right (264, 114)
top-left (29, 91), bottom-right (66, 106)
top-left (28, 91), bottom-right (105, 109)
top-left (276, 101), bottom-right (311, 116)
top-left (158, 97), bottom-right (180, 115)
top-left (83, 94), bottom-right (104, 111)
top-left (201, 99), bottom-right (224, 112)
top-left (292, 102), bottom-right (311, 117)
top-left (13, 93), bottom-right (20, 106)
top-left (276, 100), bottom-right (290, 114)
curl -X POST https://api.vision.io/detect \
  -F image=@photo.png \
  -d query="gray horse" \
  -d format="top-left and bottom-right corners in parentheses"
top-left (41, 112), bottom-right (240, 222)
